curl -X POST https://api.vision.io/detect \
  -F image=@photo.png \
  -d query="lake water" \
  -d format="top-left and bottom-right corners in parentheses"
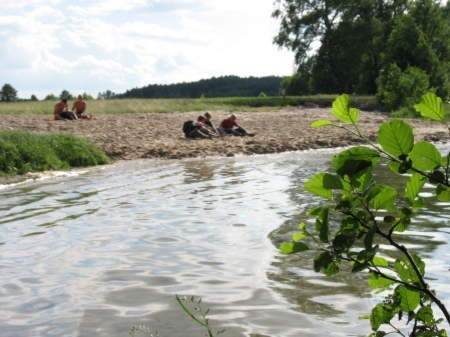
top-left (0, 150), bottom-right (449, 337)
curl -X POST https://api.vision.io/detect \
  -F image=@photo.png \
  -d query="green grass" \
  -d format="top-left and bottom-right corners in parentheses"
top-left (0, 131), bottom-right (110, 175)
top-left (0, 95), bottom-right (380, 115)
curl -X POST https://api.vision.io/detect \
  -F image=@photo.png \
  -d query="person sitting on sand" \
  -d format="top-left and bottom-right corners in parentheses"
top-left (72, 95), bottom-right (92, 119)
top-left (183, 116), bottom-right (216, 139)
top-left (202, 112), bottom-right (219, 136)
top-left (54, 99), bottom-right (77, 120)
top-left (218, 114), bottom-right (254, 137)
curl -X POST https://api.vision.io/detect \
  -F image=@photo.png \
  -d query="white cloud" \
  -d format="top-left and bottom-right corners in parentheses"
top-left (0, 0), bottom-right (293, 98)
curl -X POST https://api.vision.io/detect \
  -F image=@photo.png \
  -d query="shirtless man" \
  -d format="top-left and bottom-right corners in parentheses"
top-left (72, 95), bottom-right (90, 119)
top-left (54, 99), bottom-right (76, 120)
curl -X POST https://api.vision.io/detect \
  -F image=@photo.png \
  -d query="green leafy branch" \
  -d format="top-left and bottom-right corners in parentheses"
top-left (282, 93), bottom-right (450, 336)
top-left (175, 295), bottom-right (224, 337)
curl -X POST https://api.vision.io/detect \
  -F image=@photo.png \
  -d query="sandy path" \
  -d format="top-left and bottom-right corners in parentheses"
top-left (0, 108), bottom-right (448, 160)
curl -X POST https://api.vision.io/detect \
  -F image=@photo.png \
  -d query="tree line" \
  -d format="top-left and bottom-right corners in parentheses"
top-left (118, 75), bottom-right (283, 99)
top-left (273, 0), bottom-right (449, 115)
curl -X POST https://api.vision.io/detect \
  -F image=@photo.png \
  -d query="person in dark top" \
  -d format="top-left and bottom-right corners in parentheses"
top-left (182, 116), bottom-right (216, 139)
top-left (202, 112), bottom-right (219, 136)
top-left (218, 114), bottom-right (254, 136)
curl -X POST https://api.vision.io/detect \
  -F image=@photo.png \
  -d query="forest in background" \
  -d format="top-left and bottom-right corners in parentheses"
top-left (117, 75), bottom-right (283, 99)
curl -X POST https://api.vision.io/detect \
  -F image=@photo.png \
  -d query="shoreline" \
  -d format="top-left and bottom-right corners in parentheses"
top-left (0, 108), bottom-right (448, 161)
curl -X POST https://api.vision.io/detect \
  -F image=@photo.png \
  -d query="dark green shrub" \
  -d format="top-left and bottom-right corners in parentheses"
top-left (376, 63), bottom-right (430, 115)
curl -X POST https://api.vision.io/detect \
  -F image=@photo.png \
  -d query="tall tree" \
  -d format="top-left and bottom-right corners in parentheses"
top-left (1, 83), bottom-right (18, 102)
top-left (272, 0), bottom-right (352, 65)
top-left (381, 0), bottom-right (450, 99)
top-left (59, 90), bottom-right (73, 100)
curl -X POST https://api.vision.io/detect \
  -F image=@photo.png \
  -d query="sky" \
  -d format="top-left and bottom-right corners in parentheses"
top-left (0, 0), bottom-right (295, 99)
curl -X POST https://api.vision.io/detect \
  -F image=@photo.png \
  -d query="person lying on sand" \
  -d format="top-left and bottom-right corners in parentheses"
top-left (72, 95), bottom-right (94, 120)
top-left (54, 99), bottom-right (77, 120)
top-left (218, 114), bottom-right (255, 137)
top-left (183, 116), bottom-right (217, 139)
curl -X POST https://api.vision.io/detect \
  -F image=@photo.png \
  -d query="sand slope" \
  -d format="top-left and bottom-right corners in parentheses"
top-left (1, 108), bottom-right (448, 160)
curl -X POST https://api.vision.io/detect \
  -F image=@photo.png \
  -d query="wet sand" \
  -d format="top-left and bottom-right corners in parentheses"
top-left (0, 108), bottom-right (448, 160)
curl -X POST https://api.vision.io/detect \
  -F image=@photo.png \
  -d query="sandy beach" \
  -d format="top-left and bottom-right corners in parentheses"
top-left (0, 108), bottom-right (448, 160)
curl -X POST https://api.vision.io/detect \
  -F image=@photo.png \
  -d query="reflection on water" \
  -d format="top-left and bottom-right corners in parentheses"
top-left (0, 149), bottom-right (448, 337)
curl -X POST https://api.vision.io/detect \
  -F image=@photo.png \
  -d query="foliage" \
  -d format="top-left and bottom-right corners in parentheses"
top-left (59, 90), bottom-right (73, 100)
top-left (282, 93), bottom-right (450, 336)
top-left (376, 64), bottom-right (430, 114)
top-left (273, 0), bottom-right (449, 107)
top-left (175, 295), bottom-right (224, 337)
top-left (30, 95), bottom-right (38, 101)
top-left (0, 131), bottom-right (109, 175)
top-left (118, 75), bottom-right (283, 99)
top-left (44, 93), bottom-right (57, 101)
top-left (98, 90), bottom-right (116, 99)
top-left (82, 92), bottom-right (94, 100)
top-left (281, 63), bottom-right (313, 95)
top-left (1, 83), bottom-right (18, 102)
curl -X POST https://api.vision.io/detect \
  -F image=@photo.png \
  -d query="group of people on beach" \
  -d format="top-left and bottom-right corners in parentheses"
top-left (183, 113), bottom-right (255, 139)
top-left (54, 95), bottom-right (93, 121)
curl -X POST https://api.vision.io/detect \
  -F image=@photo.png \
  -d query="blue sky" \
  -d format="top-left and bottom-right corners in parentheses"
top-left (0, 0), bottom-right (294, 98)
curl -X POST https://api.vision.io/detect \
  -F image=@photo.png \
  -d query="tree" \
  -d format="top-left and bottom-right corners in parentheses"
top-left (272, 0), bottom-right (449, 104)
top-left (82, 92), bottom-right (93, 100)
top-left (1, 83), bottom-right (18, 102)
top-left (376, 63), bottom-right (430, 113)
top-left (281, 93), bottom-right (449, 336)
top-left (44, 94), bottom-right (57, 100)
top-left (272, 0), bottom-right (352, 65)
top-left (59, 90), bottom-right (73, 100)
top-left (381, 0), bottom-right (450, 100)
top-left (30, 95), bottom-right (38, 101)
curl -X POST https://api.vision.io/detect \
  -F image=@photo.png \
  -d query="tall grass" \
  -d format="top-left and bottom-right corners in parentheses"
top-left (0, 131), bottom-right (110, 175)
top-left (0, 95), bottom-right (380, 115)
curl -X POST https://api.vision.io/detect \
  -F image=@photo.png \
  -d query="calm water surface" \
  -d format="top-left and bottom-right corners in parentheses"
top-left (0, 150), bottom-right (449, 337)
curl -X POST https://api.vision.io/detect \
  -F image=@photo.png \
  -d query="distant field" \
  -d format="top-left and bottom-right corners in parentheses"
top-left (0, 95), bottom-right (379, 115)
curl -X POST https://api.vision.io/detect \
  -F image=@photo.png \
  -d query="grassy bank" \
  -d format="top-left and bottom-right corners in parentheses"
top-left (0, 95), bottom-right (380, 115)
top-left (0, 131), bottom-right (109, 175)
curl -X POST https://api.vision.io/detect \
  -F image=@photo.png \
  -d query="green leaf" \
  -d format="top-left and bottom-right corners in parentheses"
top-left (371, 304), bottom-right (395, 330)
top-left (324, 261), bottom-right (339, 276)
top-left (409, 141), bottom-right (442, 171)
top-left (436, 185), bottom-right (450, 201)
top-left (304, 173), bottom-right (342, 199)
top-left (372, 256), bottom-right (389, 267)
top-left (313, 251), bottom-right (333, 273)
top-left (367, 184), bottom-right (397, 211)
top-left (394, 255), bottom-right (425, 283)
top-left (332, 94), bottom-right (359, 124)
top-left (368, 272), bottom-right (394, 290)
top-left (416, 306), bottom-right (434, 326)
top-left (414, 93), bottom-right (445, 122)
top-left (395, 286), bottom-right (420, 312)
top-left (332, 146), bottom-right (380, 177)
top-left (405, 173), bottom-right (426, 204)
top-left (305, 173), bottom-right (331, 199)
top-left (333, 233), bottom-right (355, 253)
top-left (279, 241), bottom-right (309, 254)
top-left (377, 120), bottom-right (414, 156)
top-left (292, 232), bottom-right (307, 241)
top-left (323, 173), bottom-right (344, 189)
top-left (315, 207), bottom-right (330, 243)
top-left (311, 120), bottom-right (332, 128)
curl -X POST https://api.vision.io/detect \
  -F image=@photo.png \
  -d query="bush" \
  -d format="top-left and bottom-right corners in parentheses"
top-left (0, 131), bottom-right (109, 175)
top-left (376, 63), bottom-right (430, 115)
